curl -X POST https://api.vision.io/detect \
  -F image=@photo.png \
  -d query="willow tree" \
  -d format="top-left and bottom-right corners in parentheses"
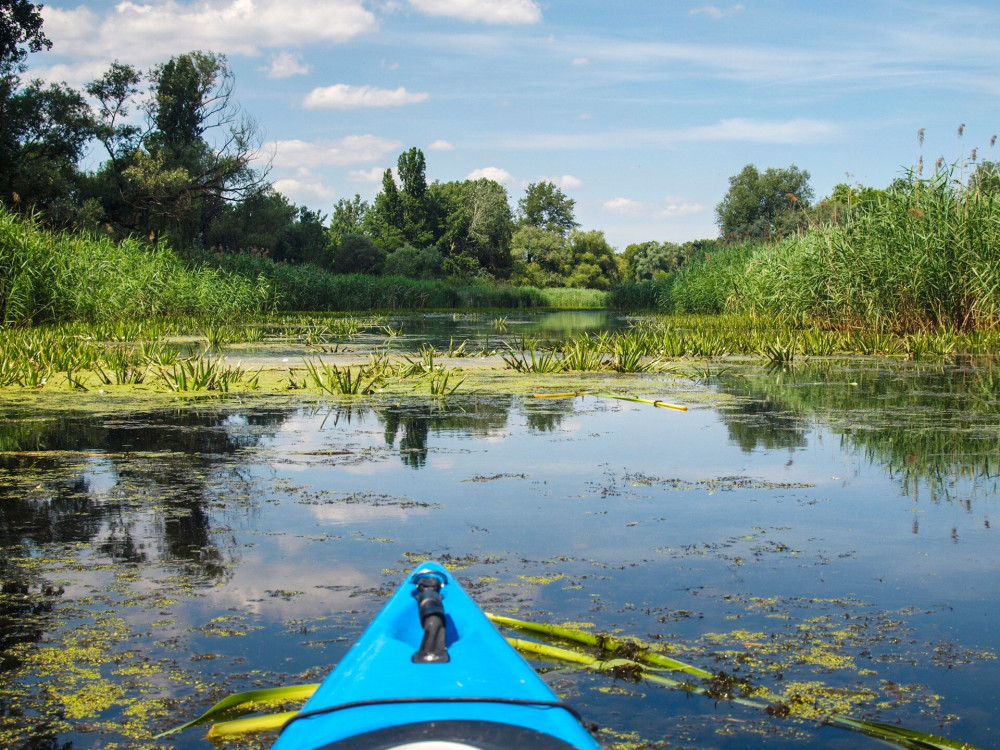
top-left (87, 51), bottom-right (268, 246)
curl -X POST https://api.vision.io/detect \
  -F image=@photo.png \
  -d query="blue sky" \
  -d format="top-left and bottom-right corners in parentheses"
top-left (28, 0), bottom-right (1000, 249)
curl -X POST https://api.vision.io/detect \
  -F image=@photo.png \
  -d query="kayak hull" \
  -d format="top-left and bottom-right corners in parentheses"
top-left (270, 561), bottom-right (602, 750)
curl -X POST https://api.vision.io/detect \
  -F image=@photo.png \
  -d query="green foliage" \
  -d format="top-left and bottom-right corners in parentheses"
top-left (667, 163), bottom-right (1000, 331)
top-left (969, 161), bottom-right (1000, 194)
top-left (303, 358), bottom-right (380, 395)
top-left (85, 52), bottom-right (266, 247)
top-left (384, 244), bottom-right (445, 279)
top-left (667, 242), bottom-right (759, 314)
top-left (0, 0), bottom-right (50, 65)
top-left (433, 178), bottom-right (514, 276)
top-left (365, 148), bottom-right (442, 253)
top-left (0, 206), bottom-right (272, 324)
top-left (205, 188), bottom-right (328, 265)
top-left (607, 278), bottom-right (673, 311)
top-left (716, 163), bottom-right (814, 241)
top-left (157, 355), bottom-right (258, 392)
top-left (329, 194), bottom-right (369, 246)
top-left (334, 233), bottom-right (385, 275)
top-left (517, 181), bottom-right (579, 236)
top-left (622, 240), bottom-right (682, 281)
top-left (564, 230), bottom-right (619, 290)
top-left (509, 226), bottom-right (618, 290)
top-left (0, 68), bottom-right (94, 221)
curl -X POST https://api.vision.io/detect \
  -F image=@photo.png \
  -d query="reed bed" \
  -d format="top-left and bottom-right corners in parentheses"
top-left (663, 165), bottom-right (1000, 332)
top-left (0, 209), bottom-right (273, 325)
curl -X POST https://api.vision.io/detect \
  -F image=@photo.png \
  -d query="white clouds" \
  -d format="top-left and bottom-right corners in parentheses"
top-left (603, 197), bottom-right (709, 220)
top-left (263, 51), bottom-right (310, 79)
top-left (572, 57), bottom-right (589, 66)
top-left (272, 169), bottom-right (336, 202)
top-left (303, 84), bottom-right (429, 109)
top-left (466, 167), bottom-right (516, 187)
top-left (679, 118), bottom-right (837, 144)
top-left (348, 167), bottom-right (387, 183)
top-left (689, 4), bottom-right (745, 20)
top-left (428, 139), bottom-right (455, 151)
top-left (408, 0), bottom-right (541, 24)
top-left (41, 0), bottom-right (377, 67)
top-left (539, 174), bottom-right (582, 190)
top-left (603, 197), bottom-right (645, 216)
top-left (271, 135), bottom-right (403, 169)
top-left (497, 118), bottom-right (838, 151)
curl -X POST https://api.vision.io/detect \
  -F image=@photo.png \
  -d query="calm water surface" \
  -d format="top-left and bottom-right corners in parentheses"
top-left (0, 358), bottom-right (997, 749)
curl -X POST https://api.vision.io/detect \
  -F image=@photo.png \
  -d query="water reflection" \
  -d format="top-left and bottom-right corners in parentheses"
top-left (0, 362), bottom-right (998, 750)
top-left (715, 361), bottom-right (1000, 497)
top-left (0, 407), bottom-right (291, 585)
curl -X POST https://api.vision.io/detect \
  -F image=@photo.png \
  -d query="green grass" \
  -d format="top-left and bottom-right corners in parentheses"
top-left (0, 208), bottom-right (272, 325)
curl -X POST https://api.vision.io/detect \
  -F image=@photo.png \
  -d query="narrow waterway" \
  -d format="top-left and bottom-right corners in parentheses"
top-left (1, 355), bottom-right (997, 749)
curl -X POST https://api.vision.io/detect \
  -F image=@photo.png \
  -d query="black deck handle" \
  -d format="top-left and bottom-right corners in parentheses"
top-left (411, 574), bottom-right (450, 663)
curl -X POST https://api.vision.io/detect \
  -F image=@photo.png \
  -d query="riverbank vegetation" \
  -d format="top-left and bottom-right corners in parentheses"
top-left (4, 5), bottom-right (1000, 339)
top-left (615, 159), bottom-right (1000, 333)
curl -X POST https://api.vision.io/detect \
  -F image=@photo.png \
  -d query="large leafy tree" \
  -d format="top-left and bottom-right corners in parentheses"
top-left (509, 225), bottom-right (567, 287)
top-left (622, 240), bottom-right (686, 282)
top-left (1, 0), bottom-right (94, 221)
top-left (564, 230), bottom-right (619, 290)
top-left (433, 178), bottom-right (514, 277)
top-left (715, 164), bottom-right (813, 241)
top-left (396, 147), bottom-right (438, 247)
top-left (329, 194), bottom-right (369, 246)
top-left (0, 74), bottom-right (92, 218)
top-left (366, 167), bottom-right (406, 251)
top-left (87, 51), bottom-right (267, 246)
top-left (517, 181), bottom-right (578, 236)
top-left (1, 0), bottom-right (50, 65)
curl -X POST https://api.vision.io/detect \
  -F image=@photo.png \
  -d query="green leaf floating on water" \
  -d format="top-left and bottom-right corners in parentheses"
top-left (824, 714), bottom-right (981, 750)
top-left (154, 683), bottom-right (318, 738)
top-left (487, 613), bottom-right (984, 750)
top-left (486, 612), bottom-right (710, 677)
top-left (207, 710), bottom-right (300, 738)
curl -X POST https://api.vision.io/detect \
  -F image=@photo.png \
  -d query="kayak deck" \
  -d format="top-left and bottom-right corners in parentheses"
top-left (270, 562), bottom-right (603, 750)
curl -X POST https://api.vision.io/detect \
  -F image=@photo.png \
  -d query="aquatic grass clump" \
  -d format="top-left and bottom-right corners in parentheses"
top-left (560, 337), bottom-right (607, 371)
top-left (157, 356), bottom-right (259, 392)
top-left (501, 344), bottom-right (563, 373)
top-left (303, 359), bottom-right (381, 395)
top-left (94, 346), bottom-right (151, 385)
top-left (428, 369), bottom-right (465, 396)
top-left (608, 331), bottom-right (661, 373)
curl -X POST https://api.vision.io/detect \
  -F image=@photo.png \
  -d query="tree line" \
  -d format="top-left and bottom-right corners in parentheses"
top-left (0, 2), bottom-right (728, 294)
top-left (7, 1), bottom-right (996, 301)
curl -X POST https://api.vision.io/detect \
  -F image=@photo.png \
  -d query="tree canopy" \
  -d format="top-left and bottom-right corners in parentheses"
top-left (1, 0), bottom-right (50, 66)
top-left (517, 181), bottom-right (579, 236)
top-left (715, 164), bottom-right (813, 241)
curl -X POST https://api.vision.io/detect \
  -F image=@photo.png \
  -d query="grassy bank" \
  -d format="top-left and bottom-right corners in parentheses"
top-left (615, 166), bottom-right (1000, 332)
top-left (743, 166), bottom-right (1000, 331)
top-left (0, 208), bottom-right (605, 325)
top-left (0, 209), bottom-right (272, 325)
